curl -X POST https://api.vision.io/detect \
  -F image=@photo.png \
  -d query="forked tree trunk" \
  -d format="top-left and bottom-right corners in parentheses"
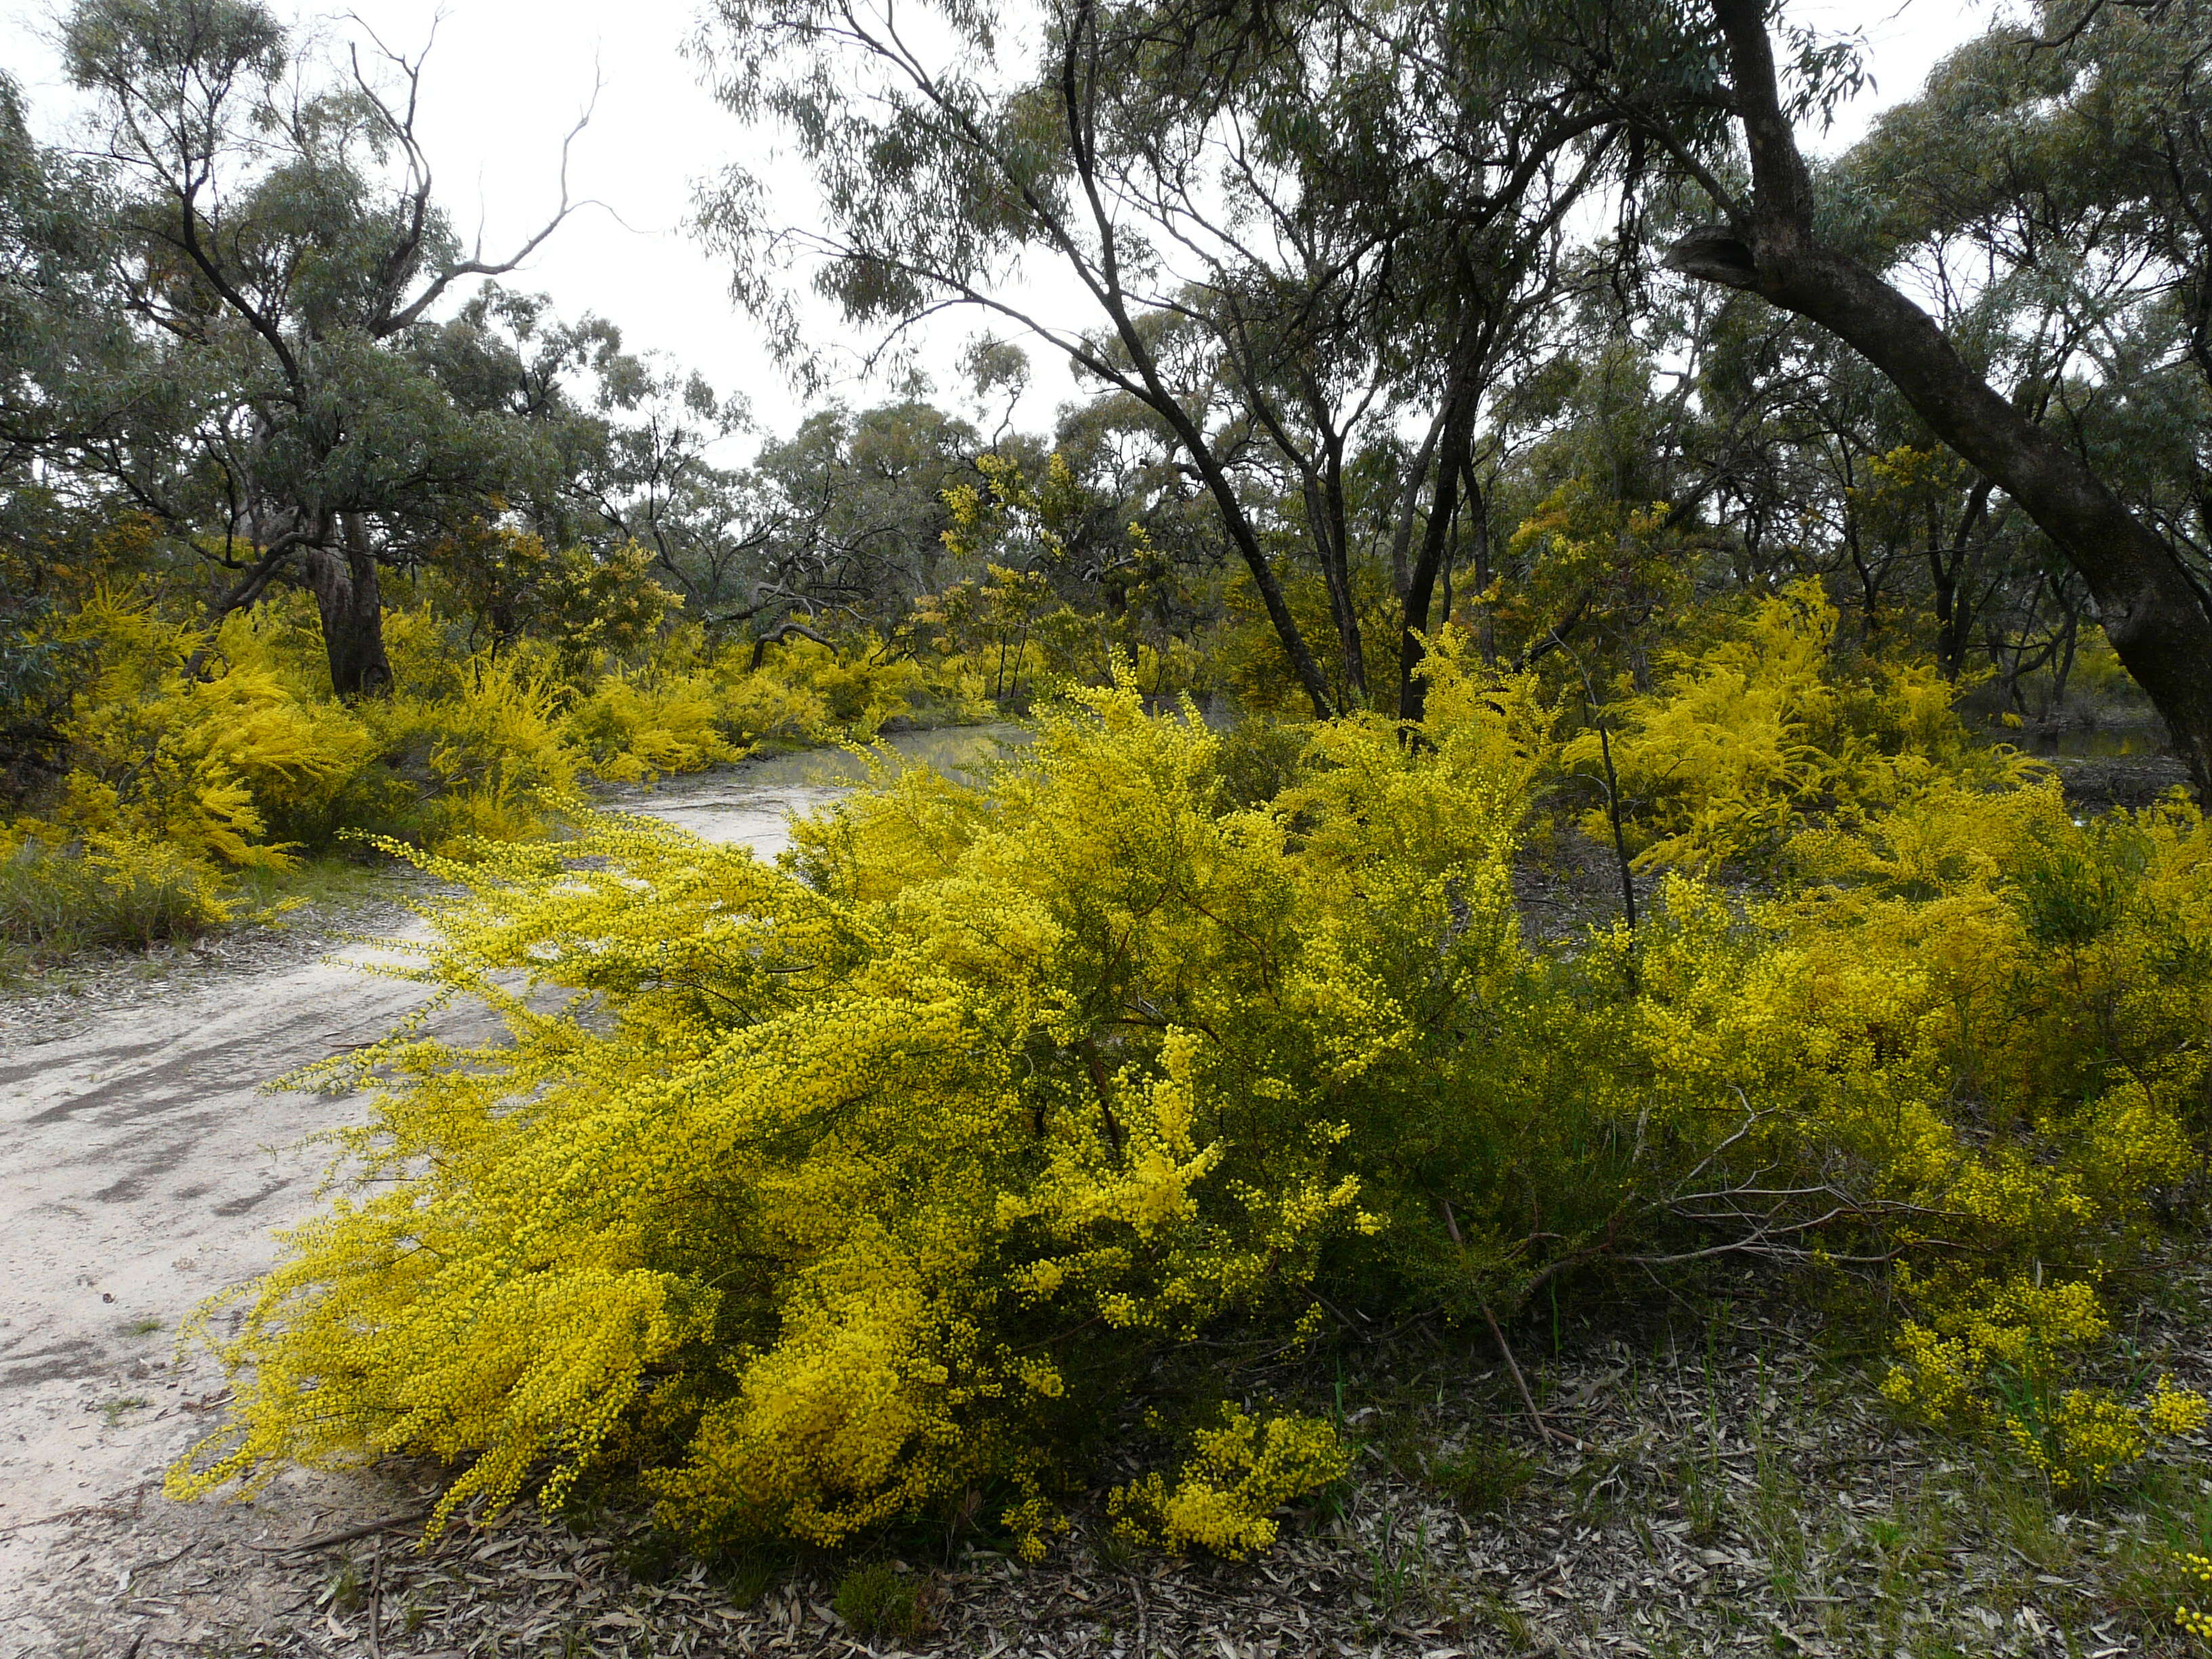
top-left (1399, 369), bottom-right (1484, 723)
top-left (304, 514), bottom-right (394, 700)
top-left (1666, 0), bottom-right (2212, 802)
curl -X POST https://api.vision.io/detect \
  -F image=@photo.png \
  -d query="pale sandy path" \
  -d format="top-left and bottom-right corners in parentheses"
top-left (0, 729), bottom-right (1017, 1655)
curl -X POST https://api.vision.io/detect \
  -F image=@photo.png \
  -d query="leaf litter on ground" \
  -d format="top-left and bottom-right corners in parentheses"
top-left (22, 1255), bottom-right (2212, 1659)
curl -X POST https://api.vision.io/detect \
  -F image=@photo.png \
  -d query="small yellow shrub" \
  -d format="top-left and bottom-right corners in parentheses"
top-left (2007, 1389), bottom-right (2144, 1492)
top-left (359, 656), bottom-right (579, 848)
top-left (563, 672), bottom-right (738, 783)
top-left (1109, 1406), bottom-right (1349, 1558)
top-left (0, 829), bottom-right (231, 958)
top-left (80, 831), bottom-right (237, 939)
top-left (1574, 580), bottom-right (2035, 873)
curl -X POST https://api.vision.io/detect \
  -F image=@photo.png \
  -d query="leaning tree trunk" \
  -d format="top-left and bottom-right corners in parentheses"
top-left (1666, 0), bottom-right (2212, 802)
top-left (304, 514), bottom-right (395, 700)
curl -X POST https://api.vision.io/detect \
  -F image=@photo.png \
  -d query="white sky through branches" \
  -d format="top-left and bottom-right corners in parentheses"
top-left (3, 0), bottom-right (2005, 441)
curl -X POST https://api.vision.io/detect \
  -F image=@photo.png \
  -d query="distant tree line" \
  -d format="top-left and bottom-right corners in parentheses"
top-left (5, 0), bottom-right (2208, 790)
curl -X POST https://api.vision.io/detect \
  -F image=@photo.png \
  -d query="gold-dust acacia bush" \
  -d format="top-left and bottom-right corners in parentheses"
top-left (0, 825), bottom-right (234, 965)
top-left (1108, 1404), bottom-right (1350, 1557)
top-left (34, 590), bottom-right (379, 868)
top-left (1586, 585), bottom-right (2212, 1488)
top-left (169, 628), bottom-right (2212, 1552)
top-left (173, 673), bottom-right (1496, 1556)
top-left (1570, 578), bottom-right (2028, 874)
top-left (1810, 783), bottom-right (2212, 1484)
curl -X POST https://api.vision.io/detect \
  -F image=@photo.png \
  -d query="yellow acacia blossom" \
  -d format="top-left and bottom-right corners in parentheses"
top-left (162, 616), bottom-right (2212, 1557)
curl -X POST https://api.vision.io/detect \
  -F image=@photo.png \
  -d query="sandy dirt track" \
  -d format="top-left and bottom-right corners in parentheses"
top-left (0, 733), bottom-right (1015, 1655)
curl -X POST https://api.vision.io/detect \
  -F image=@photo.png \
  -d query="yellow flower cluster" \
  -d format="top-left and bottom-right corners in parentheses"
top-left (1108, 1407), bottom-right (1349, 1559)
top-left (2179, 1553), bottom-right (2212, 1641)
top-left (2006, 1389), bottom-right (2146, 1491)
top-left (2150, 1376), bottom-right (2211, 1437)
top-left (1882, 1273), bottom-right (2112, 1427)
top-left (1574, 579), bottom-right (2034, 875)
top-left (1994, 1377), bottom-right (2210, 1495)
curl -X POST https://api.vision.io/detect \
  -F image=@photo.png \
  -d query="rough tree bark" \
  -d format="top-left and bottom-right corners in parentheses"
top-left (1303, 430), bottom-right (1369, 705)
top-left (303, 514), bottom-right (395, 700)
top-left (1663, 0), bottom-right (2212, 800)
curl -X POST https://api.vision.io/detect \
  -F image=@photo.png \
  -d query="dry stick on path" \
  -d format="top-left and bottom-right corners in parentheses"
top-left (1481, 1301), bottom-right (1561, 1448)
top-left (242, 1507), bottom-right (434, 1554)
top-left (368, 1539), bottom-right (385, 1659)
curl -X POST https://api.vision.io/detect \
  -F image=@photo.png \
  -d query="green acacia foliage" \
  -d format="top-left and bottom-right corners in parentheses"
top-left (169, 659), bottom-right (1563, 1555)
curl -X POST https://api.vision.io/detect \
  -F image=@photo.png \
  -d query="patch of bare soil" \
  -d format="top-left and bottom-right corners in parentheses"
top-left (0, 898), bottom-right (506, 1656)
top-left (0, 881), bottom-right (436, 1052)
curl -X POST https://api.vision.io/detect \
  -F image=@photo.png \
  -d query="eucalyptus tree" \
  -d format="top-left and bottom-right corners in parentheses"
top-left (740, 400), bottom-right (983, 634)
top-left (41, 0), bottom-right (588, 696)
top-left (573, 346), bottom-right (759, 613)
top-left (1, 72), bottom-right (107, 489)
top-left (1643, 0), bottom-right (2212, 795)
top-left (691, 0), bottom-right (1626, 716)
top-left (419, 287), bottom-right (777, 628)
top-left (1270, 0), bottom-right (1638, 718)
top-left (0, 69), bottom-right (117, 793)
top-left (3, 70), bottom-right (70, 605)
top-left (693, 0), bottom-right (1330, 710)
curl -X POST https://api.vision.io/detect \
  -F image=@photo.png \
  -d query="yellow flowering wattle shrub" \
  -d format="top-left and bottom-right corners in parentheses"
top-left (166, 612), bottom-right (2212, 1554)
top-left (0, 827), bottom-right (234, 962)
top-left (562, 670), bottom-right (739, 783)
top-left (356, 654), bottom-right (582, 846)
top-left (23, 591), bottom-right (375, 868)
top-left (1586, 590), bottom-right (2212, 1488)
top-left (170, 676), bottom-right (1452, 1554)
top-left (1572, 579), bottom-right (2034, 874)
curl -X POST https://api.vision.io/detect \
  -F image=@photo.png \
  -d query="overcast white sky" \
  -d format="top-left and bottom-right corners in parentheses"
top-left (2, 0), bottom-right (2007, 440)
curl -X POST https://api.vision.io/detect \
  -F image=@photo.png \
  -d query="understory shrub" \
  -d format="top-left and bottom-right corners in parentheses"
top-left (0, 828), bottom-right (232, 964)
top-left (168, 628), bottom-right (2212, 1557)
top-left (831, 1562), bottom-right (926, 1639)
top-left (1108, 1406), bottom-right (1351, 1557)
top-left (1568, 577), bottom-right (2032, 873)
top-left (0, 586), bottom-right (994, 956)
